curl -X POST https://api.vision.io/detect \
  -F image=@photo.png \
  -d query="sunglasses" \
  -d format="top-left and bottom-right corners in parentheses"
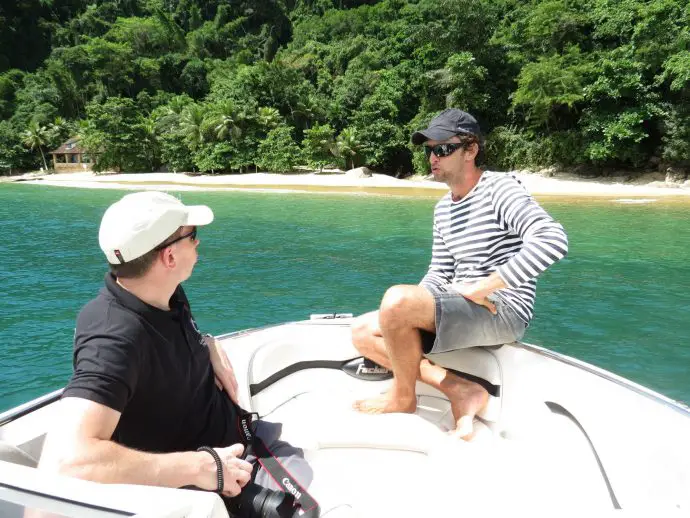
top-left (155, 227), bottom-right (197, 250)
top-left (423, 143), bottom-right (464, 159)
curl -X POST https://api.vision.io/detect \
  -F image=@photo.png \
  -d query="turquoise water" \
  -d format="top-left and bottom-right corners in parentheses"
top-left (1, 184), bottom-right (689, 412)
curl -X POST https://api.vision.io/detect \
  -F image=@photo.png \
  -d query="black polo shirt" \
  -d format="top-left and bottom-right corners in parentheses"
top-left (63, 273), bottom-right (240, 452)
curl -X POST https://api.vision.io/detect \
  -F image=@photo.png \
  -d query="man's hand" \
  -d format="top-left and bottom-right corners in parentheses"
top-left (197, 444), bottom-right (252, 497)
top-left (452, 272), bottom-right (507, 315)
top-left (453, 281), bottom-right (497, 314)
top-left (205, 334), bottom-right (239, 404)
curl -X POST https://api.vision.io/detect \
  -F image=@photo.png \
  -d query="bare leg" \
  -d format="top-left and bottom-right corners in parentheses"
top-left (351, 285), bottom-right (434, 414)
top-left (351, 289), bottom-right (488, 439)
top-left (428, 363), bottom-right (488, 439)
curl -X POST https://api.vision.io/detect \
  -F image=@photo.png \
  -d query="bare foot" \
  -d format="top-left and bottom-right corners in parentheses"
top-left (353, 390), bottom-right (417, 415)
top-left (440, 374), bottom-right (489, 440)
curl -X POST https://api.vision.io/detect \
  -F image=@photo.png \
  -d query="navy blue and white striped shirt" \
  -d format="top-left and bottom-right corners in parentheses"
top-left (420, 171), bottom-right (568, 323)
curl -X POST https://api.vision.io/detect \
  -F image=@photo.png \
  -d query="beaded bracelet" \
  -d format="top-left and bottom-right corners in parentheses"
top-left (197, 446), bottom-right (223, 493)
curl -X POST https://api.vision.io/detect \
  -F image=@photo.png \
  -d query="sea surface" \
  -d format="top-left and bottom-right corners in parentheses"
top-left (1, 184), bottom-right (689, 412)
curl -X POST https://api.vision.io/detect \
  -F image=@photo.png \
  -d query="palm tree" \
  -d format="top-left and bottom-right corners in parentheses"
top-left (48, 116), bottom-right (68, 144)
top-left (49, 116), bottom-right (66, 131)
top-left (234, 103), bottom-right (256, 133)
top-left (179, 104), bottom-right (207, 150)
top-left (336, 127), bottom-right (361, 170)
top-left (154, 95), bottom-right (190, 133)
top-left (258, 107), bottom-right (281, 131)
top-left (211, 101), bottom-right (242, 141)
top-left (290, 100), bottom-right (314, 130)
top-left (154, 7), bottom-right (187, 51)
top-left (21, 122), bottom-right (50, 171)
top-left (168, 95), bottom-right (191, 115)
top-left (140, 117), bottom-right (159, 171)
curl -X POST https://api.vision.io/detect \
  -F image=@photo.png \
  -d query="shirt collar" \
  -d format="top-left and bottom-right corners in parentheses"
top-left (103, 272), bottom-right (184, 320)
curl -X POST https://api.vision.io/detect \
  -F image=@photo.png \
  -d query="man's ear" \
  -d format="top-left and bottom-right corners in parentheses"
top-left (466, 142), bottom-right (479, 162)
top-left (159, 247), bottom-right (176, 269)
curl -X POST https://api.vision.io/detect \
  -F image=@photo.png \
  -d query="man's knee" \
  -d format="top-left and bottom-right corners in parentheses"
top-left (379, 285), bottom-right (435, 330)
top-left (379, 285), bottom-right (416, 323)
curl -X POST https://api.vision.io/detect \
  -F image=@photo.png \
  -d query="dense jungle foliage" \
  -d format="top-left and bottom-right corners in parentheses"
top-left (1, 0), bottom-right (689, 176)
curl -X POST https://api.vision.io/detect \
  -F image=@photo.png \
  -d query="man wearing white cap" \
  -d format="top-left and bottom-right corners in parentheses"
top-left (39, 191), bottom-right (312, 515)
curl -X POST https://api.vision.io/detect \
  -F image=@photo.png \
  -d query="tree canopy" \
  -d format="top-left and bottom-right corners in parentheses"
top-left (1, 0), bottom-right (688, 175)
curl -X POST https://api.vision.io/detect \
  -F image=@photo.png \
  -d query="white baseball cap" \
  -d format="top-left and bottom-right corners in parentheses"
top-left (99, 191), bottom-right (214, 264)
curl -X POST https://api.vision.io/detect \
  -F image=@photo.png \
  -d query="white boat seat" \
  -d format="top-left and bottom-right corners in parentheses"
top-left (261, 391), bottom-right (500, 516)
top-left (247, 337), bottom-right (503, 422)
top-left (262, 392), bottom-right (461, 516)
top-left (260, 390), bottom-right (620, 514)
top-left (422, 346), bottom-right (502, 421)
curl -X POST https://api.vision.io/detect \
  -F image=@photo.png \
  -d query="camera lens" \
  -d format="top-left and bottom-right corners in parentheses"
top-left (225, 482), bottom-right (297, 518)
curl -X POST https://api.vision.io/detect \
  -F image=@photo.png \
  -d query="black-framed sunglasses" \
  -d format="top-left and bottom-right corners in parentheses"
top-left (423, 143), bottom-right (464, 159)
top-left (155, 226), bottom-right (197, 250)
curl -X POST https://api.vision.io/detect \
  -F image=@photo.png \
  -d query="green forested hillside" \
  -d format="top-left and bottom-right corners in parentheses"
top-left (1, 0), bottom-right (688, 176)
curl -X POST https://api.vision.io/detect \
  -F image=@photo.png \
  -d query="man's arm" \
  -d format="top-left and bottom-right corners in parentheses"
top-left (205, 334), bottom-right (239, 404)
top-left (455, 176), bottom-right (568, 312)
top-left (39, 397), bottom-right (251, 496)
top-left (491, 175), bottom-right (569, 288)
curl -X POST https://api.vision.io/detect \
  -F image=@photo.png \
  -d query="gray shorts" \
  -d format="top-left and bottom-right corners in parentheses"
top-left (421, 287), bottom-right (527, 354)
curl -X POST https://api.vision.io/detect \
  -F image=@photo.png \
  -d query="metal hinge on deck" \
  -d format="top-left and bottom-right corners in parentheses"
top-left (309, 313), bottom-right (354, 320)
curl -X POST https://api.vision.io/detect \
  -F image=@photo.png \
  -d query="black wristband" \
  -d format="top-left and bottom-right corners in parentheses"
top-left (197, 446), bottom-right (223, 493)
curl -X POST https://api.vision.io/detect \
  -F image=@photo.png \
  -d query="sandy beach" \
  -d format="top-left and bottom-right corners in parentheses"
top-left (4, 168), bottom-right (690, 200)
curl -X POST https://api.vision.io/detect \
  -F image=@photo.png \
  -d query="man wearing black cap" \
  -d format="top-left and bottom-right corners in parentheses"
top-left (352, 109), bottom-right (569, 439)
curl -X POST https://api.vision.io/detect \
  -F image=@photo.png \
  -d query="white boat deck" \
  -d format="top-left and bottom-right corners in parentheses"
top-left (0, 319), bottom-right (688, 516)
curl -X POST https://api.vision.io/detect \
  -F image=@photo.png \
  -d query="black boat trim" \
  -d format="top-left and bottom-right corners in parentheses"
top-left (545, 401), bottom-right (621, 509)
top-left (250, 360), bottom-right (347, 396)
top-left (249, 359), bottom-right (500, 397)
top-left (443, 367), bottom-right (501, 397)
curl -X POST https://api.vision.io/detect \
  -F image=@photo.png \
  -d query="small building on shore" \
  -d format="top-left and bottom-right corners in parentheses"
top-left (49, 138), bottom-right (93, 172)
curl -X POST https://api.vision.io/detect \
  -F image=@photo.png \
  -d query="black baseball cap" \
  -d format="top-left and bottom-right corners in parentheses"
top-left (411, 109), bottom-right (483, 145)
